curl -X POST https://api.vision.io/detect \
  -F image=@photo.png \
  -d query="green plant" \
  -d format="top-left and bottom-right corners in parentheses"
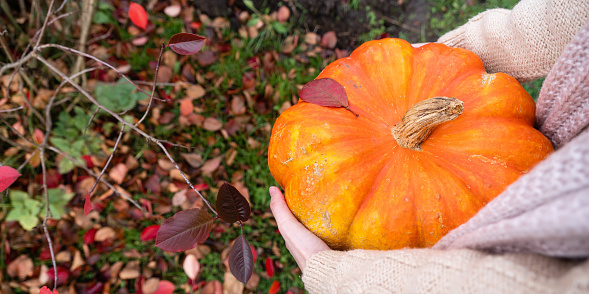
top-left (5, 189), bottom-right (74, 230)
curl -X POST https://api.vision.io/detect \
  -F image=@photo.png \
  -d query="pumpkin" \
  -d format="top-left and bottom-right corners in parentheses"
top-left (268, 38), bottom-right (554, 250)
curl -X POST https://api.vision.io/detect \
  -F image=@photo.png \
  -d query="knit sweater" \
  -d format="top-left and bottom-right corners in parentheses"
top-left (302, 1), bottom-right (589, 293)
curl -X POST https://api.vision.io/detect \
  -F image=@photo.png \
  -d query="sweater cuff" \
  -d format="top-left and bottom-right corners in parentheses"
top-left (437, 27), bottom-right (467, 48)
top-left (301, 250), bottom-right (346, 293)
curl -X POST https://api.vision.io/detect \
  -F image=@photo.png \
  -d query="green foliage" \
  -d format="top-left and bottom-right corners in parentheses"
top-left (5, 189), bottom-right (74, 230)
top-left (95, 79), bottom-right (148, 113)
top-left (5, 191), bottom-right (42, 230)
top-left (51, 107), bottom-right (102, 174)
top-left (93, 1), bottom-right (116, 25)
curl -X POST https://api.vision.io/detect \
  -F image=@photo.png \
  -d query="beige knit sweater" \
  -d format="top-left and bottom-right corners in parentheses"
top-left (302, 1), bottom-right (589, 293)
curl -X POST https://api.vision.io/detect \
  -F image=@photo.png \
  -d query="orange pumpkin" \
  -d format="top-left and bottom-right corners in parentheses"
top-left (268, 38), bottom-right (553, 250)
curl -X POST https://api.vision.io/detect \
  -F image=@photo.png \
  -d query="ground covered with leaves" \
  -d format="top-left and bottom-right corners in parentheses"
top-left (0, 0), bottom-right (533, 293)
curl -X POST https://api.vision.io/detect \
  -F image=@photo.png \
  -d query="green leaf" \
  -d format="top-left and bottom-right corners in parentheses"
top-left (243, 0), bottom-right (255, 11)
top-left (95, 79), bottom-right (145, 112)
top-left (50, 137), bottom-right (72, 152)
top-left (272, 22), bottom-right (287, 34)
top-left (6, 191), bottom-right (41, 230)
top-left (58, 157), bottom-right (76, 174)
top-left (40, 188), bottom-right (75, 219)
top-left (246, 17), bottom-right (259, 27)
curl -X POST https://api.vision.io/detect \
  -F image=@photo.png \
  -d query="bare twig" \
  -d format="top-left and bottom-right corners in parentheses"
top-left (136, 43), bottom-right (165, 127)
top-left (36, 55), bottom-right (218, 216)
top-left (72, 0), bottom-right (95, 85)
top-left (0, 106), bottom-right (24, 113)
top-left (0, 133), bottom-right (33, 153)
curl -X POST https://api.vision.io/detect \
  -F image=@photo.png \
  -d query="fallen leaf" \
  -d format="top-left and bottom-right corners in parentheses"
top-left (223, 271), bottom-right (244, 294)
top-left (84, 192), bottom-right (94, 215)
top-left (109, 163), bottom-right (129, 184)
top-left (143, 278), bottom-right (160, 294)
top-left (94, 227), bottom-right (116, 242)
top-left (321, 31), bottom-right (337, 49)
top-left (304, 32), bottom-right (319, 45)
top-left (164, 4), bottom-right (181, 17)
top-left (200, 157), bottom-right (222, 175)
top-left (183, 254), bottom-right (200, 280)
top-left (39, 286), bottom-right (59, 294)
top-left (151, 281), bottom-right (175, 294)
top-left (299, 78), bottom-right (358, 116)
top-left (277, 6), bottom-right (290, 23)
top-left (268, 280), bottom-right (280, 294)
top-left (196, 51), bottom-right (217, 66)
top-left (186, 84), bottom-right (206, 99)
top-left (157, 65), bottom-right (173, 83)
top-left (119, 260), bottom-right (141, 279)
top-left (180, 99), bottom-right (194, 116)
top-left (180, 153), bottom-right (202, 168)
top-left (71, 250), bottom-right (85, 271)
top-left (129, 2), bottom-right (148, 30)
top-left (7, 254), bottom-right (33, 279)
top-left (265, 257), bottom-right (275, 278)
top-left (140, 225), bottom-right (160, 241)
top-left (203, 117), bottom-right (223, 131)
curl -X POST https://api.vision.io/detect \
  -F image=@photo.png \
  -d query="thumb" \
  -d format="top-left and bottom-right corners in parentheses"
top-left (269, 186), bottom-right (298, 226)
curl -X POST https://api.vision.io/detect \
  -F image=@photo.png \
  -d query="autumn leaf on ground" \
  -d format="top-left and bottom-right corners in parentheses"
top-left (84, 192), bottom-right (94, 215)
top-left (299, 78), bottom-right (359, 117)
top-left (0, 165), bottom-right (21, 192)
top-left (129, 2), bottom-right (148, 30)
top-left (168, 33), bottom-right (206, 55)
top-left (39, 286), bottom-right (59, 294)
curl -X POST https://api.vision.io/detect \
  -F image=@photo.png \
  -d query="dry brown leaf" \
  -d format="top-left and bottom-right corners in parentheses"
top-left (223, 272), bottom-right (244, 294)
top-left (110, 261), bottom-right (124, 283)
top-left (201, 157), bottom-right (222, 175)
top-left (282, 35), bottom-right (298, 54)
top-left (70, 250), bottom-right (85, 271)
top-left (247, 138), bottom-right (261, 149)
top-left (157, 158), bottom-right (175, 171)
top-left (186, 85), bottom-right (206, 99)
top-left (39, 264), bottom-right (49, 284)
top-left (180, 153), bottom-right (203, 168)
top-left (277, 6), bottom-right (290, 23)
top-left (119, 260), bottom-right (141, 280)
top-left (203, 117), bottom-right (223, 131)
top-left (74, 208), bottom-right (100, 229)
top-left (180, 99), bottom-right (193, 117)
top-left (183, 254), bottom-right (200, 280)
top-left (109, 163), bottom-right (129, 184)
top-left (304, 32), bottom-right (319, 45)
top-left (162, 50), bottom-right (178, 68)
top-left (231, 96), bottom-right (246, 115)
top-left (132, 36), bottom-right (149, 46)
top-left (143, 277), bottom-right (160, 294)
top-left (164, 4), bottom-right (181, 17)
top-left (201, 280), bottom-right (223, 294)
top-left (321, 31), bottom-right (338, 49)
top-left (157, 66), bottom-right (173, 83)
top-left (56, 250), bottom-right (72, 262)
top-left (7, 255), bottom-right (33, 279)
top-left (279, 101), bottom-right (292, 114)
top-left (94, 227), bottom-right (116, 242)
top-left (245, 272), bottom-right (260, 290)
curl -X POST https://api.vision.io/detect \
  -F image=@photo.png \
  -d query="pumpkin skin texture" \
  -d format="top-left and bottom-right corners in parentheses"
top-left (268, 38), bottom-right (553, 250)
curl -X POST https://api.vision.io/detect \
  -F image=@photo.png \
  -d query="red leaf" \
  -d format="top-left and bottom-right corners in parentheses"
top-left (82, 155), bottom-right (93, 168)
top-left (168, 33), bottom-right (206, 55)
top-left (228, 235), bottom-right (254, 284)
top-left (84, 192), bottom-right (94, 215)
top-left (151, 281), bottom-right (175, 294)
top-left (268, 280), bottom-right (280, 294)
top-left (84, 228), bottom-right (97, 244)
top-left (265, 257), bottom-right (275, 278)
top-left (47, 266), bottom-right (69, 286)
top-left (39, 286), bottom-right (59, 294)
top-left (250, 244), bottom-right (258, 263)
top-left (0, 166), bottom-right (21, 192)
top-left (129, 2), bottom-right (148, 30)
top-left (299, 78), bottom-right (358, 117)
top-left (140, 224), bottom-right (160, 241)
top-left (155, 208), bottom-right (214, 252)
top-left (215, 182), bottom-right (251, 223)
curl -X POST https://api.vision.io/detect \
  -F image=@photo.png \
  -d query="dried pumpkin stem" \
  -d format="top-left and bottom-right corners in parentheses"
top-left (392, 97), bottom-right (463, 151)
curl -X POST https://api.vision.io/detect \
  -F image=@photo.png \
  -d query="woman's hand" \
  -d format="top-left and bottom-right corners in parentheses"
top-left (269, 186), bottom-right (329, 270)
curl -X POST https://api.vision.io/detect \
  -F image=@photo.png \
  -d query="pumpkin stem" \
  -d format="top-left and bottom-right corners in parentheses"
top-left (392, 97), bottom-right (463, 151)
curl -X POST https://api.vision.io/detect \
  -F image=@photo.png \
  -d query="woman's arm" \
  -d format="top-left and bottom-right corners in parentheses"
top-left (438, 0), bottom-right (589, 83)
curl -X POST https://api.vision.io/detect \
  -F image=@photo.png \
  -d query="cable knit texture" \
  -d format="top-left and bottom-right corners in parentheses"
top-left (301, 1), bottom-right (589, 293)
top-left (438, 0), bottom-right (589, 83)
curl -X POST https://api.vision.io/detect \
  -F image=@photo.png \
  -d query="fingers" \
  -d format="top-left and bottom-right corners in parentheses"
top-left (269, 186), bottom-right (299, 226)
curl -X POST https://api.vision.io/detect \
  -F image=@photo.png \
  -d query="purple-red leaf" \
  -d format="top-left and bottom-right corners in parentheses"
top-left (0, 166), bottom-right (21, 192)
top-left (84, 192), bottom-right (93, 216)
top-left (140, 224), bottom-right (160, 241)
top-left (168, 33), bottom-right (206, 55)
top-left (155, 208), bottom-right (213, 252)
top-left (228, 234), bottom-right (254, 284)
top-left (128, 3), bottom-right (148, 30)
top-left (299, 78), bottom-right (358, 117)
top-left (215, 182), bottom-right (251, 223)
top-left (265, 257), bottom-right (275, 278)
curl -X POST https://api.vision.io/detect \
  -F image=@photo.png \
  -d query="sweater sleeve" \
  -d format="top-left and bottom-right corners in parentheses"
top-left (302, 248), bottom-right (589, 294)
top-left (437, 0), bottom-right (589, 83)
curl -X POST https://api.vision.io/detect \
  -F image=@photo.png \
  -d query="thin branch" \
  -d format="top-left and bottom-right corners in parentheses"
top-left (0, 106), bottom-right (24, 113)
top-left (38, 44), bottom-right (154, 99)
top-left (87, 126), bottom-right (125, 197)
top-left (18, 149), bottom-right (38, 171)
top-left (0, 133), bottom-right (33, 153)
top-left (136, 43), bottom-right (165, 127)
top-left (35, 55), bottom-right (218, 216)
